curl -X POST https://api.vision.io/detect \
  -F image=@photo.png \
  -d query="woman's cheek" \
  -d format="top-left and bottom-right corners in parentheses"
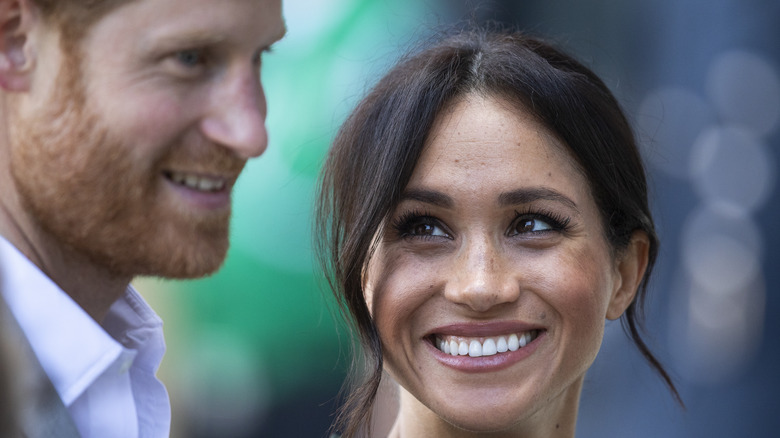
top-left (367, 249), bottom-right (435, 330)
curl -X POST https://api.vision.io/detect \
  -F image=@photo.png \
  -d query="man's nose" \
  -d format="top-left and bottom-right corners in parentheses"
top-left (201, 66), bottom-right (268, 159)
top-left (444, 236), bottom-right (521, 313)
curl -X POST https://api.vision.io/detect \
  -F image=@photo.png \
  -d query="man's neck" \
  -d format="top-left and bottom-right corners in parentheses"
top-left (0, 197), bottom-right (130, 324)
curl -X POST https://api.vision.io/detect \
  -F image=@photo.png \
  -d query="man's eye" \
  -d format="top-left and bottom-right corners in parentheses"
top-left (174, 49), bottom-right (206, 68)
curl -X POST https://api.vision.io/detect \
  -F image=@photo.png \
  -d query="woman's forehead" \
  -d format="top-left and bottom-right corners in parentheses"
top-left (409, 95), bottom-right (587, 194)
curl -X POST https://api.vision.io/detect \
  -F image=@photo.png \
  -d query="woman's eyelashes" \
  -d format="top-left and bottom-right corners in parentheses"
top-left (390, 208), bottom-right (573, 241)
top-left (508, 209), bottom-right (572, 236)
top-left (391, 210), bottom-right (450, 240)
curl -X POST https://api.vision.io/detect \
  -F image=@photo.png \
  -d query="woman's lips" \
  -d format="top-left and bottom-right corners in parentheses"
top-left (425, 322), bottom-right (546, 373)
top-left (432, 330), bottom-right (542, 357)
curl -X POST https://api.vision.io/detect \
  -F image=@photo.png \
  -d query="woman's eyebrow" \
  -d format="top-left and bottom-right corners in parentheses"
top-left (399, 189), bottom-right (453, 208)
top-left (498, 187), bottom-right (580, 211)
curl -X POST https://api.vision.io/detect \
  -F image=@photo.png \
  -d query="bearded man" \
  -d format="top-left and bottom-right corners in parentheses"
top-left (0, 0), bottom-right (285, 436)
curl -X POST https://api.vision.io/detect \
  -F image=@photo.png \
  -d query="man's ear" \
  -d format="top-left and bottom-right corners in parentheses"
top-left (606, 231), bottom-right (650, 320)
top-left (0, 0), bottom-right (37, 91)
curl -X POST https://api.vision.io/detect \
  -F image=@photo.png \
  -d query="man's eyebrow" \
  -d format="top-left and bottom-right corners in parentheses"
top-left (142, 32), bottom-right (227, 52)
top-left (399, 189), bottom-right (453, 208)
top-left (498, 187), bottom-right (579, 211)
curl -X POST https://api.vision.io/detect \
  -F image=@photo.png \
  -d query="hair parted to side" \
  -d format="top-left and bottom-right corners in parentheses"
top-left (315, 26), bottom-right (682, 438)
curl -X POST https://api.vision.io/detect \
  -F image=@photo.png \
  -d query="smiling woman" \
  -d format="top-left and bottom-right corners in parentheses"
top-left (316, 28), bottom-right (681, 438)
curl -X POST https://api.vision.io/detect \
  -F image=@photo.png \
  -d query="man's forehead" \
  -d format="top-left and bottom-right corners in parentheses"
top-left (93, 0), bottom-right (285, 45)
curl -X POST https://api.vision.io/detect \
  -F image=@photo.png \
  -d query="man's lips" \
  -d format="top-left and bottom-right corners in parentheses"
top-left (163, 170), bottom-right (235, 193)
top-left (161, 168), bottom-right (242, 210)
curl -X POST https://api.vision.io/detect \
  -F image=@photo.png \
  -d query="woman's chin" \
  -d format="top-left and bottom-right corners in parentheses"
top-left (442, 417), bottom-right (520, 435)
top-left (433, 404), bottom-right (529, 434)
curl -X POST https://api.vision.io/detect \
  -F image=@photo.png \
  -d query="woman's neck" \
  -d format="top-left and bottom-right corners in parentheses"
top-left (386, 381), bottom-right (581, 438)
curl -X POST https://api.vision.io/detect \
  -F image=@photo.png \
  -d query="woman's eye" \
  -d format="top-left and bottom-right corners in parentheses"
top-left (410, 222), bottom-right (447, 237)
top-left (512, 217), bottom-right (553, 235)
top-left (392, 213), bottom-right (450, 240)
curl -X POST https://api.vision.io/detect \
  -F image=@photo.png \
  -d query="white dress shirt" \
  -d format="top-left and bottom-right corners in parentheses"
top-left (0, 236), bottom-right (171, 437)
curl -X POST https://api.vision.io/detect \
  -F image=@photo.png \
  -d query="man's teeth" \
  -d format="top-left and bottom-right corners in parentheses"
top-left (168, 171), bottom-right (225, 192)
top-left (435, 331), bottom-right (539, 357)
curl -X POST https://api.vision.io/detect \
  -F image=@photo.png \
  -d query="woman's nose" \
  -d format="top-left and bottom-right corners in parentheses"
top-left (443, 236), bottom-right (520, 313)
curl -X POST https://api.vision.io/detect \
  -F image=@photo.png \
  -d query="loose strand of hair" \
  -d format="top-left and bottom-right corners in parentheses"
top-left (624, 304), bottom-right (685, 408)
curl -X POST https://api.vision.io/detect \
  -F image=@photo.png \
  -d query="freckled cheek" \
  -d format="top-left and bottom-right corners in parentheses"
top-left (367, 254), bottom-right (439, 343)
top-left (559, 280), bottom-right (608, 330)
top-left (527, 253), bottom-right (611, 335)
top-left (369, 264), bottom-right (440, 381)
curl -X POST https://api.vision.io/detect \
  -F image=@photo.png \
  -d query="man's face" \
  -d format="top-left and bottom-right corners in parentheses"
top-left (8, 0), bottom-right (285, 278)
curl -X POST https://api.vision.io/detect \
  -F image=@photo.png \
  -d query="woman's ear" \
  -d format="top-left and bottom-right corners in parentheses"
top-left (606, 231), bottom-right (650, 320)
top-left (362, 232), bottom-right (385, 317)
top-left (362, 258), bottom-right (377, 317)
top-left (0, 0), bottom-right (37, 91)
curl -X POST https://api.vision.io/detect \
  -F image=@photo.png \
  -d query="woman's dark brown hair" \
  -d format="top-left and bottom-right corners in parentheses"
top-left (315, 27), bottom-right (680, 437)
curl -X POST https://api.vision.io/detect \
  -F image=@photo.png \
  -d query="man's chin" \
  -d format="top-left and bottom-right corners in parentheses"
top-left (152, 255), bottom-right (228, 280)
top-left (134, 240), bottom-right (230, 279)
top-left (91, 229), bottom-right (231, 280)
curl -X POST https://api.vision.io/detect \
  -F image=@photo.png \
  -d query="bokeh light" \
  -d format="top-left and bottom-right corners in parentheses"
top-left (637, 88), bottom-right (715, 179)
top-left (706, 50), bottom-right (780, 136)
top-left (690, 125), bottom-right (775, 212)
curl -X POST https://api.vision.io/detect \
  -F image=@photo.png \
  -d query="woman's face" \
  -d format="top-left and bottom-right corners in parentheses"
top-left (364, 95), bottom-right (645, 434)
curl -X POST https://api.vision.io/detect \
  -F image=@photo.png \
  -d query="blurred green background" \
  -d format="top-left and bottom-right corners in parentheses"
top-left (138, 0), bottom-right (447, 436)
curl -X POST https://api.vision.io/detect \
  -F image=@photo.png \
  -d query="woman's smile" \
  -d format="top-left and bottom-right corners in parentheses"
top-left (432, 330), bottom-right (542, 357)
top-left (434, 330), bottom-right (540, 355)
top-left (427, 329), bottom-right (546, 374)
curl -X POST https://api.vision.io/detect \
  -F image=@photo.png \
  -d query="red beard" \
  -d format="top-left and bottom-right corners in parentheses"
top-left (8, 53), bottom-right (244, 279)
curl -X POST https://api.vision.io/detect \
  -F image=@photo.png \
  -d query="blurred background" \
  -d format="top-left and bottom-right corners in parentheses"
top-left (138, 0), bottom-right (780, 436)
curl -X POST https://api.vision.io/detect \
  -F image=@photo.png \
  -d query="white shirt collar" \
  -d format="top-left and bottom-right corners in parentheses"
top-left (0, 235), bottom-right (164, 405)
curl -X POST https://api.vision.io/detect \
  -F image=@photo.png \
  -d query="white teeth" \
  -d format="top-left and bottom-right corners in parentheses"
top-left (434, 331), bottom-right (539, 357)
top-left (198, 178), bottom-right (218, 191)
top-left (496, 336), bottom-right (508, 353)
top-left (482, 338), bottom-right (497, 356)
top-left (519, 333), bottom-right (528, 348)
top-left (468, 340), bottom-right (482, 357)
top-left (168, 171), bottom-right (226, 192)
